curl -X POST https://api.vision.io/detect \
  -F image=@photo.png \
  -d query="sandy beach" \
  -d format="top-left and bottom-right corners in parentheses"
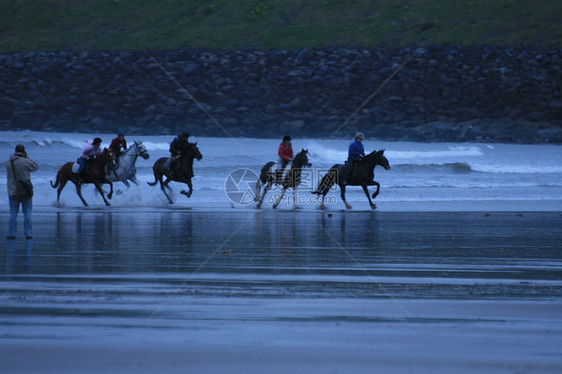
top-left (1, 209), bottom-right (562, 373)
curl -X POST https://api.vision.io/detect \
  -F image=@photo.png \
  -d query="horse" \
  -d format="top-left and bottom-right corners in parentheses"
top-left (50, 149), bottom-right (116, 207)
top-left (254, 149), bottom-right (312, 209)
top-left (147, 142), bottom-right (203, 204)
top-left (106, 141), bottom-right (150, 188)
top-left (312, 149), bottom-right (391, 210)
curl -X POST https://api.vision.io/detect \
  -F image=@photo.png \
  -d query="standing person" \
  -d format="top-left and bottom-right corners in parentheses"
top-left (109, 131), bottom-right (127, 158)
top-left (5, 144), bottom-right (38, 239)
top-left (277, 135), bottom-right (294, 179)
top-left (79, 137), bottom-right (103, 184)
top-left (168, 132), bottom-right (190, 177)
top-left (342, 132), bottom-right (365, 184)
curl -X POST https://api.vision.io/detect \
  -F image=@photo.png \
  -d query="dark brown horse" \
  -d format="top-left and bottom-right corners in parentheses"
top-left (147, 142), bottom-right (203, 204)
top-left (254, 149), bottom-right (312, 209)
top-left (50, 149), bottom-right (116, 207)
top-left (312, 149), bottom-right (391, 209)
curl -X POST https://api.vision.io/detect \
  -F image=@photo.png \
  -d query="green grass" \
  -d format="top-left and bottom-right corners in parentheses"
top-left (1, 0), bottom-right (561, 53)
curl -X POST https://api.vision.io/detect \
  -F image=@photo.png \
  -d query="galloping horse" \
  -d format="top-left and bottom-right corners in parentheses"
top-left (312, 149), bottom-right (391, 209)
top-left (254, 149), bottom-right (312, 209)
top-left (106, 141), bottom-right (150, 188)
top-left (147, 142), bottom-right (203, 204)
top-left (50, 149), bottom-right (116, 207)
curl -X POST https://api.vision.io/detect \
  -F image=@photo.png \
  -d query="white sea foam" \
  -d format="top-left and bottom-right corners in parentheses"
top-left (2, 131), bottom-right (562, 210)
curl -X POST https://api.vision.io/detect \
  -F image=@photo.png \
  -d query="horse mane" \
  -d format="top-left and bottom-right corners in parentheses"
top-left (292, 149), bottom-right (309, 167)
top-left (363, 149), bottom-right (384, 160)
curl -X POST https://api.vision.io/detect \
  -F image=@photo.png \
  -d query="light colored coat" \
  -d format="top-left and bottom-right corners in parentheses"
top-left (81, 140), bottom-right (102, 160)
top-left (5, 153), bottom-right (39, 196)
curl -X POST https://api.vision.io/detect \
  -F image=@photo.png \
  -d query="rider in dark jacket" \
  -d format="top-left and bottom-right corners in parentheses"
top-left (168, 132), bottom-right (190, 177)
top-left (342, 132), bottom-right (365, 184)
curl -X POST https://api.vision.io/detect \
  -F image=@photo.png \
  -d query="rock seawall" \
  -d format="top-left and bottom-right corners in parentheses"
top-left (1, 46), bottom-right (561, 143)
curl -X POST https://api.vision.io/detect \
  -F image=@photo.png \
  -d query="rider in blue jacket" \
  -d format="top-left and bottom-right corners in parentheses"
top-left (343, 132), bottom-right (365, 184)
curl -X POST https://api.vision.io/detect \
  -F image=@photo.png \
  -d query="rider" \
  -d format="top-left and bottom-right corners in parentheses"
top-left (277, 135), bottom-right (294, 180)
top-left (79, 137), bottom-right (103, 184)
top-left (168, 132), bottom-right (190, 177)
top-left (342, 132), bottom-right (365, 184)
top-left (109, 130), bottom-right (127, 159)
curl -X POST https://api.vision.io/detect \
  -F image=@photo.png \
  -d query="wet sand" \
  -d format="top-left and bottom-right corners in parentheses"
top-left (1, 210), bottom-right (562, 373)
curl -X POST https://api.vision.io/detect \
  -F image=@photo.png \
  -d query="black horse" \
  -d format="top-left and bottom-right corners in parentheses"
top-left (254, 149), bottom-right (312, 209)
top-left (312, 149), bottom-right (391, 209)
top-left (147, 142), bottom-right (203, 204)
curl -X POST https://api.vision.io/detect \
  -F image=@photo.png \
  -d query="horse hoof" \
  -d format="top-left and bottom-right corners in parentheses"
top-left (318, 204), bottom-right (326, 210)
top-left (371, 204), bottom-right (377, 209)
top-left (294, 205), bottom-right (303, 210)
top-left (256, 204), bottom-right (261, 209)
top-left (345, 204), bottom-right (352, 210)
top-left (273, 204), bottom-right (278, 209)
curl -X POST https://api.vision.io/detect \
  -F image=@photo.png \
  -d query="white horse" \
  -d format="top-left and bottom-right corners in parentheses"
top-left (106, 141), bottom-right (150, 188)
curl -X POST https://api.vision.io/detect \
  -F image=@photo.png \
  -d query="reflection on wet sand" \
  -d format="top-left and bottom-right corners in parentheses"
top-left (1, 211), bottom-right (562, 373)
top-left (6, 238), bottom-right (33, 274)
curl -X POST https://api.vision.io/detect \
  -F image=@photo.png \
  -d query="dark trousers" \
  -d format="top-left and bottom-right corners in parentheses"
top-left (343, 159), bottom-right (359, 183)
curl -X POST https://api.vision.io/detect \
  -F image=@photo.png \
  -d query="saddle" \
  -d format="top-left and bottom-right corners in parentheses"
top-left (166, 155), bottom-right (193, 178)
top-left (344, 161), bottom-right (358, 178)
top-left (72, 162), bottom-right (80, 174)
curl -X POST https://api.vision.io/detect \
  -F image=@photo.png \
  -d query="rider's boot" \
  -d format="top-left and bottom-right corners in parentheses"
top-left (168, 159), bottom-right (175, 178)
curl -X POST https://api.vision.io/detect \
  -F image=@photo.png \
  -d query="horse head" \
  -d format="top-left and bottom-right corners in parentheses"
top-left (364, 149), bottom-right (391, 170)
top-left (134, 141), bottom-right (150, 160)
top-left (103, 148), bottom-right (117, 169)
top-left (187, 142), bottom-right (203, 161)
top-left (377, 149), bottom-right (391, 170)
top-left (294, 148), bottom-right (312, 168)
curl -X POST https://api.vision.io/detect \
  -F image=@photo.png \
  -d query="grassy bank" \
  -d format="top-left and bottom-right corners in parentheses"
top-left (1, 0), bottom-right (561, 53)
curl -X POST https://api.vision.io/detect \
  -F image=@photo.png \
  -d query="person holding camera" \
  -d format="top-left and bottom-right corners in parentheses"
top-left (5, 144), bottom-right (38, 239)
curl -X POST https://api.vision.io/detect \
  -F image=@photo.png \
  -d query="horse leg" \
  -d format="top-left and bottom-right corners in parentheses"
top-left (160, 179), bottom-right (174, 204)
top-left (75, 182), bottom-right (89, 207)
top-left (369, 181), bottom-right (381, 199)
top-left (257, 182), bottom-right (271, 209)
top-left (273, 187), bottom-right (287, 209)
top-left (340, 184), bottom-right (352, 209)
top-left (362, 184), bottom-right (376, 209)
top-left (254, 179), bottom-right (263, 202)
top-left (318, 193), bottom-right (326, 210)
top-left (56, 179), bottom-right (69, 203)
top-left (180, 178), bottom-right (193, 198)
top-left (293, 188), bottom-right (302, 209)
top-left (93, 182), bottom-right (111, 206)
top-left (105, 179), bottom-right (113, 200)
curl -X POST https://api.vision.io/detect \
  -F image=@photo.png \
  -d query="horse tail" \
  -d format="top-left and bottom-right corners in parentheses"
top-left (146, 157), bottom-right (161, 187)
top-left (312, 165), bottom-right (339, 195)
top-left (50, 168), bottom-right (62, 188)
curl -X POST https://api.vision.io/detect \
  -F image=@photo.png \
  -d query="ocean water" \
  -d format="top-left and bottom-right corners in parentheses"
top-left (1, 130), bottom-right (561, 211)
